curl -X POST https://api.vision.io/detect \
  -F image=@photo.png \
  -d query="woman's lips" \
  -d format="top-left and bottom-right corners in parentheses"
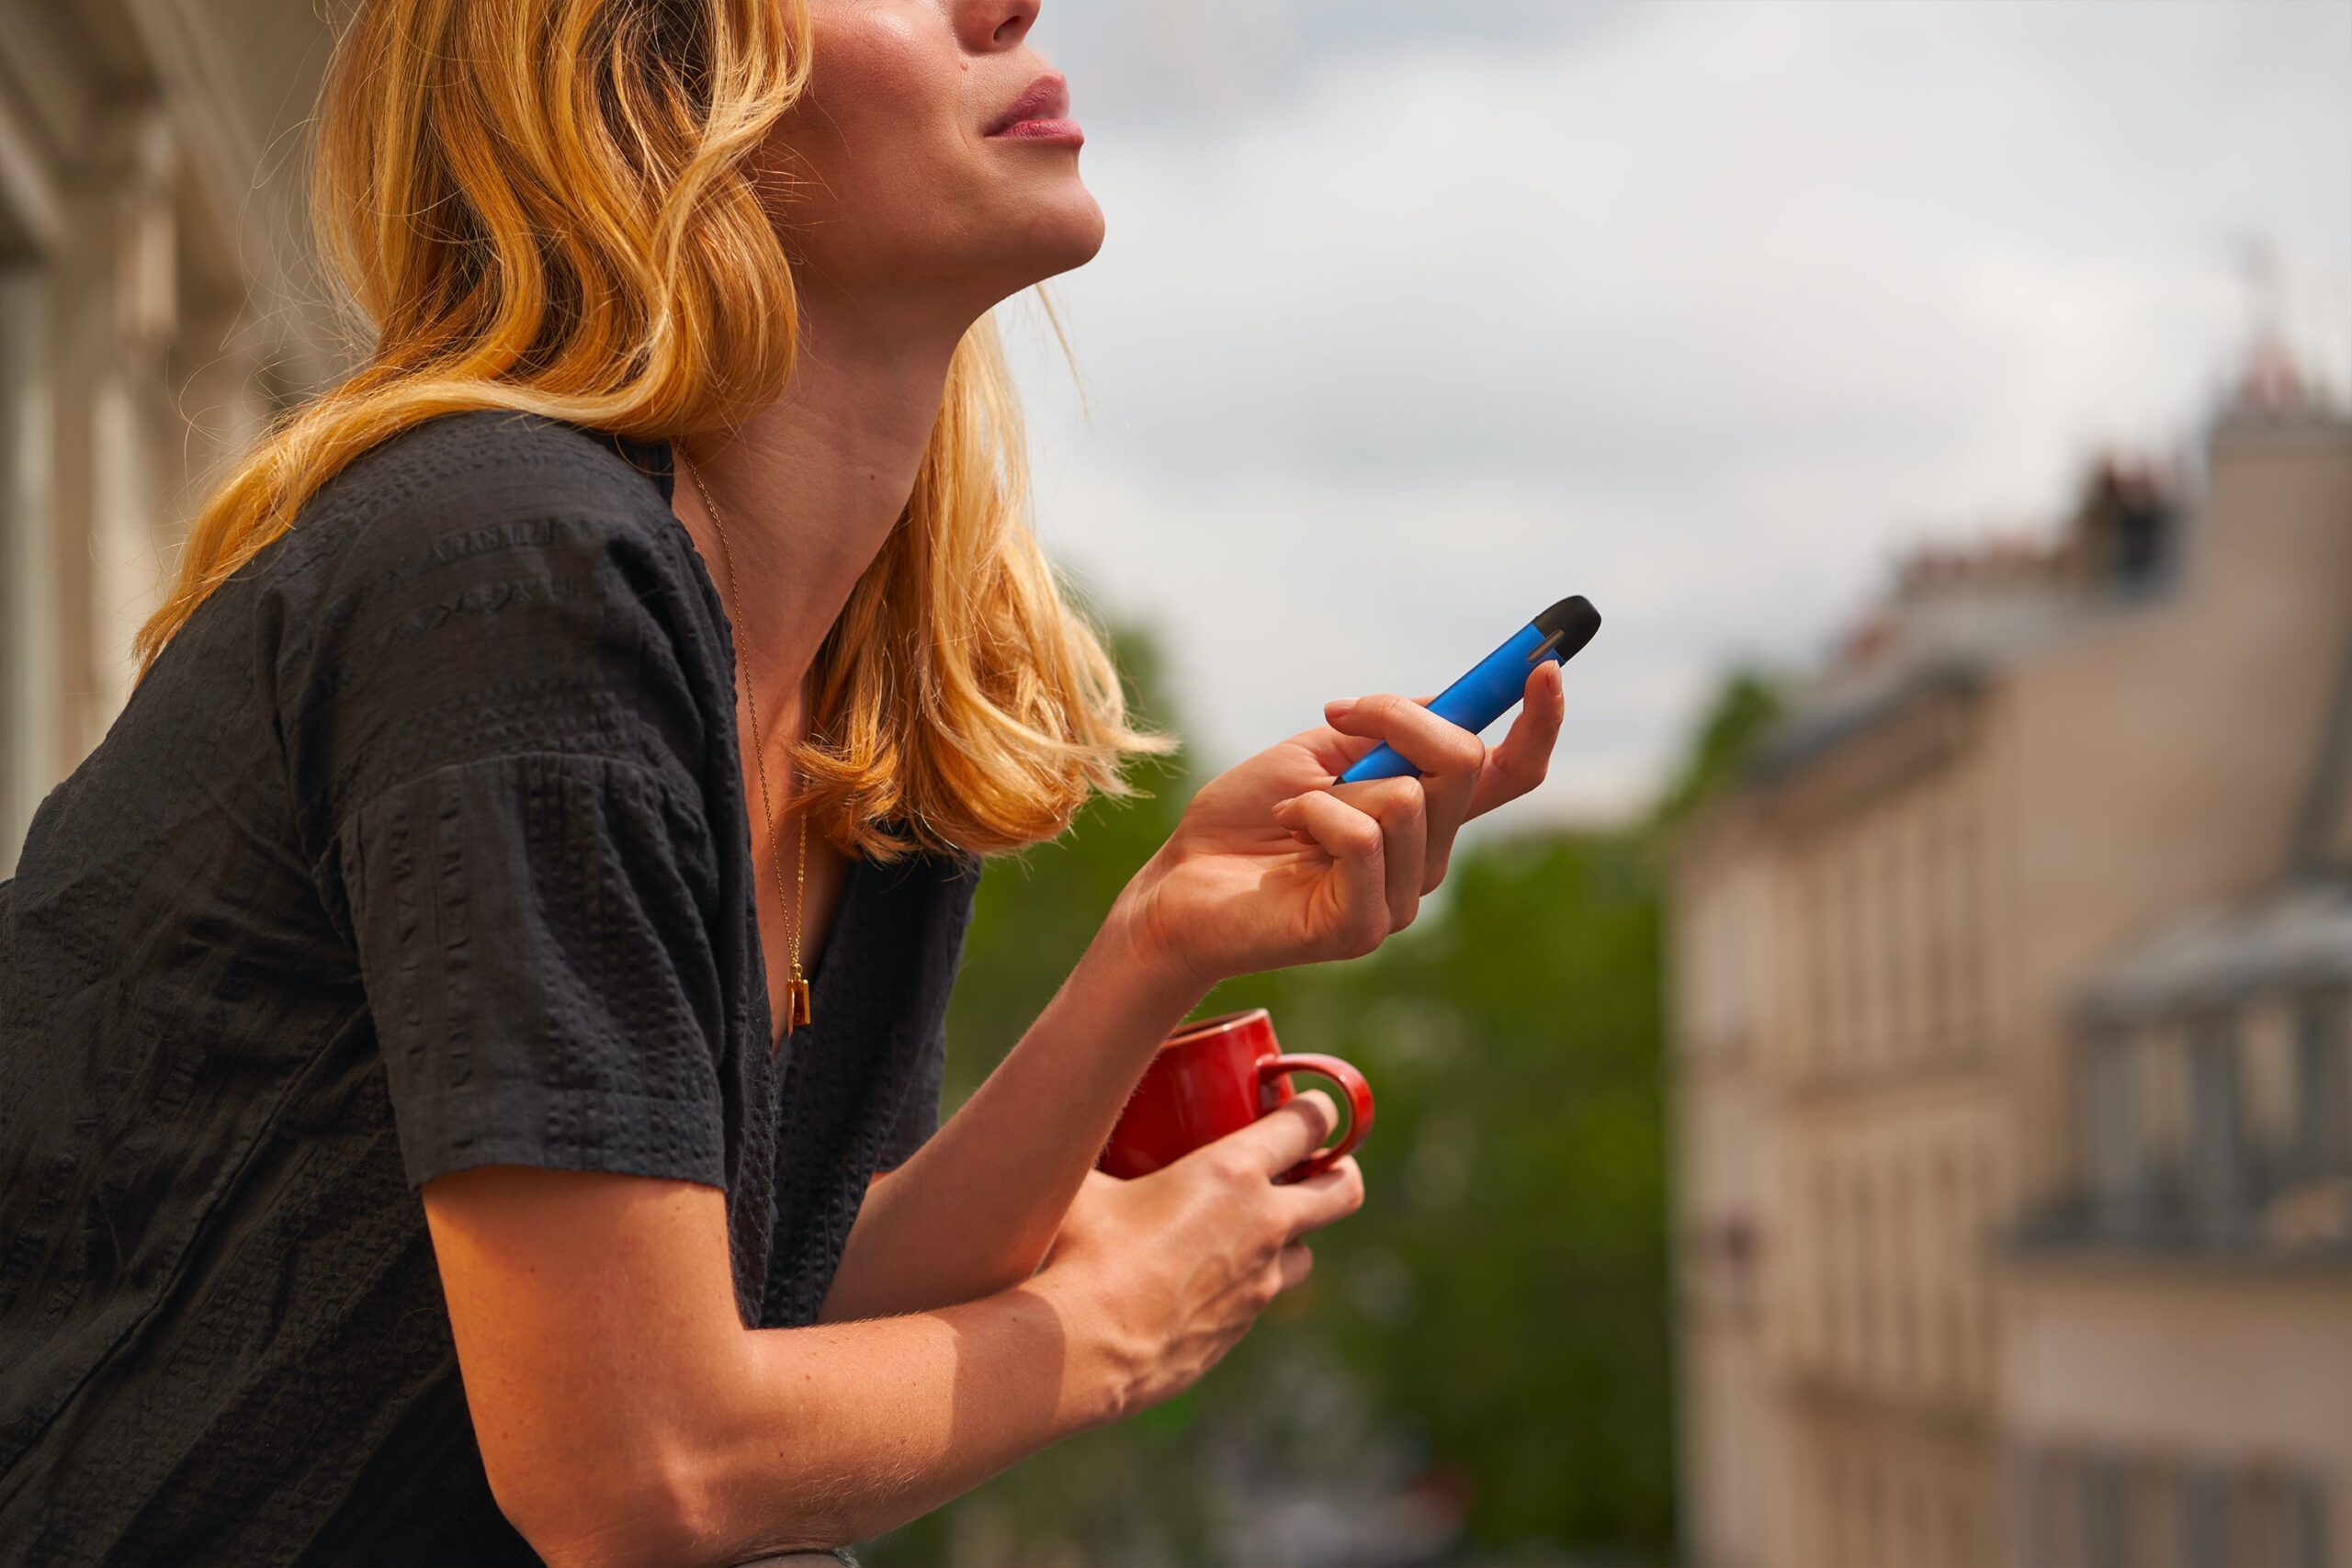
top-left (990, 117), bottom-right (1083, 145)
top-left (987, 71), bottom-right (1080, 143)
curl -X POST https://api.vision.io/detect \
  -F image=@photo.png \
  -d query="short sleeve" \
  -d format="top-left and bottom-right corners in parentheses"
top-left (337, 752), bottom-right (729, 1190)
top-left (277, 415), bottom-right (738, 1190)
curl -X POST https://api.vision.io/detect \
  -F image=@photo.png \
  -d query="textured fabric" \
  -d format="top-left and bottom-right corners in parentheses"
top-left (0, 412), bottom-right (980, 1564)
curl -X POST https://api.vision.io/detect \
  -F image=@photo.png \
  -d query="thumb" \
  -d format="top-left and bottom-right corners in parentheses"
top-left (1208, 1089), bottom-right (1340, 1179)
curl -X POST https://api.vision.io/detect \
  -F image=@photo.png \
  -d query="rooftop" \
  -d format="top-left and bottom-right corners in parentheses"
top-left (1755, 460), bottom-right (2176, 781)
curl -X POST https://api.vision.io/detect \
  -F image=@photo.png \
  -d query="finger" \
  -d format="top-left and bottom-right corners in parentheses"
top-left (1362, 689), bottom-right (1480, 886)
top-left (1468, 660), bottom-right (1565, 819)
top-left (1286, 690), bottom-right (1442, 777)
top-left (1418, 766), bottom-right (1478, 893)
top-left (1408, 739), bottom-right (1479, 894)
top-left (1268, 792), bottom-right (1387, 953)
top-left (1323, 693), bottom-right (1485, 783)
top-left (1274, 1240), bottom-right (1314, 1293)
top-left (1211, 1089), bottom-right (1340, 1179)
top-left (1288, 720), bottom-right (1387, 779)
top-left (1270, 1154), bottom-right (1367, 1238)
top-left (1245, 1241), bottom-right (1314, 1312)
top-left (1329, 774), bottom-right (1425, 932)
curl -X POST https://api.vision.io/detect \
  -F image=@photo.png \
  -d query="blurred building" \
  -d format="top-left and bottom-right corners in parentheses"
top-left (0, 0), bottom-right (340, 873)
top-left (1674, 358), bottom-right (2352, 1568)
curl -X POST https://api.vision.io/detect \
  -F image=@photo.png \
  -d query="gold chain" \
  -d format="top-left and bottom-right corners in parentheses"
top-left (679, 450), bottom-right (813, 1043)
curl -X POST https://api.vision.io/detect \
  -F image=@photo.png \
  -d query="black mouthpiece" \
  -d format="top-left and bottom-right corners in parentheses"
top-left (1531, 595), bottom-right (1602, 661)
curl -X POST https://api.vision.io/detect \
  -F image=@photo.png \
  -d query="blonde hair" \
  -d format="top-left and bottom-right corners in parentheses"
top-left (136, 0), bottom-right (1171, 863)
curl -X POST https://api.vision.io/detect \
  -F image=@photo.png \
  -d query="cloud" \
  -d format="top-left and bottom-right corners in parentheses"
top-left (1009, 0), bottom-right (2352, 819)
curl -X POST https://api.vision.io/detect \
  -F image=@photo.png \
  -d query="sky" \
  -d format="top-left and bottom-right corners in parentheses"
top-left (989, 0), bottom-right (2352, 826)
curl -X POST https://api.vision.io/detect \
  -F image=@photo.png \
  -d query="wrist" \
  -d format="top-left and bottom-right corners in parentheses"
top-left (1023, 1267), bottom-right (1134, 1434)
top-left (1100, 869), bottom-right (1215, 1024)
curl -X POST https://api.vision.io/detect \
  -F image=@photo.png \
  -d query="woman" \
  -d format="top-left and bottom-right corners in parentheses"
top-left (0, 1), bottom-right (1566, 1563)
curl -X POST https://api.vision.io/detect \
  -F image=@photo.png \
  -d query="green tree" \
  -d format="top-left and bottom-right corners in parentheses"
top-left (1200, 829), bottom-right (1673, 1562)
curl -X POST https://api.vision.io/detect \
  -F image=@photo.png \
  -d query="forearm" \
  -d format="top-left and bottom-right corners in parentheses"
top-left (711, 1280), bottom-right (1109, 1559)
top-left (523, 1274), bottom-right (1116, 1567)
top-left (821, 886), bottom-right (1204, 1320)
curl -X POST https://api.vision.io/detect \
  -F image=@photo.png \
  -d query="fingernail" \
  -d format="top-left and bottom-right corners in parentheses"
top-left (1325, 698), bottom-right (1355, 719)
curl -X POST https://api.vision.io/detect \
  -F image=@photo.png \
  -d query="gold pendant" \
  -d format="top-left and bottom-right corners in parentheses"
top-left (783, 975), bottom-right (814, 1036)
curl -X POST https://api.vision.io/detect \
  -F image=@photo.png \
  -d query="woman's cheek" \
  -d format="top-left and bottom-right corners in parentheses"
top-left (811, 8), bottom-right (947, 129)
top-left (806, 18), bottom-right (973, 193)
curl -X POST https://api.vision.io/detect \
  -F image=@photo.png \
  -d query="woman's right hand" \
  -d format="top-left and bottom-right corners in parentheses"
top-left (1035, 1094), bottom-right (1366, 1427)
top-left (1110, 663), bottom-right (1566, 996)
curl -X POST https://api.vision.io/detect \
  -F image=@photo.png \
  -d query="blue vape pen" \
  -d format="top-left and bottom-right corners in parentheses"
top-left (1336, 595), bottom-right (1602, 784)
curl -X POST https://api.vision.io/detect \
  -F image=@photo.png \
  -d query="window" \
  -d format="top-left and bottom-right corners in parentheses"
top-left (2081, 1454), bottom-right (2129, 1568)
top-left (1846, 835), bottom-right (1871, 1067)
top-left (2281, 1473), bottom-right (2330, 1568)
top-left (2293, 988), bottom-right (2351, 1176)
top-left (1925, 817), bottom-right (1954, 1055)
top-left (1852, 1173), bottom-right (1877, 1383)
top-left (1877, 818), bottom-right (1902, 1059)
top-left (1811, 1172), bottom-right (1838, 1367)
top-left (1890, 1165), bottom-right (1917, 1386)
top-left (2178, 1461), bottom-right (2233, 1568)
top-left (2025, 1447), bottom-right (2328, 1568)
top-left (2188, 1013), bottom-right (2247, 1236)
top-left (2012, 1447), bottom-right (2054, 1568)
top-left (2083, 1030), bottom-right (2143, 1228)
top-left (1805, 857), bottom-right (1836, 1073)
top-left (2110, 484), bottom-right (2177, 590)
top-left (1954, 813), bottom-right (1984, 1044)
top-left (1936, 1152), bottom-right (1965, 1387)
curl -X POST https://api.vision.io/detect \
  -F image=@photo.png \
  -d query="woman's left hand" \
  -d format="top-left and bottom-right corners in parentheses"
top-left (1116, 660), bottom-right (1567, 994)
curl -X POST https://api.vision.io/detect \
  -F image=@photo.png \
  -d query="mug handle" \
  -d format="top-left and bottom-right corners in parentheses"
top-left (1258, 1054), bottom-right (1375, 1181)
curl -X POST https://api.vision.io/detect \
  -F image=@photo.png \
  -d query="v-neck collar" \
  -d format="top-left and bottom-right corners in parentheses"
top-left (600, 424), bottom-right (872, 1058)
top-left (763, 852), bottom-right (864, 1054)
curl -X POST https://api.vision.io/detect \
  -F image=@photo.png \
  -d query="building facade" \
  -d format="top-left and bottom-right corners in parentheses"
top-left (1675, 381), bottom-right (2352, 1568)
top-left (0, 0), bottom-right (340, 873)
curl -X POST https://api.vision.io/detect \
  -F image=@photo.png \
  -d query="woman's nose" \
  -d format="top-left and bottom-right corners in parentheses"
top-left (956, 0), bottom-right (1040, 51)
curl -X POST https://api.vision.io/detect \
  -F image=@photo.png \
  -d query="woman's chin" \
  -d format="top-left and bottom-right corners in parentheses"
top-left (964, 197), bottom-right (1105, 299)
top-left (1024, 188), bottom-right (1109, 276)
top-left (874, 189), bottom-right (1107, 318)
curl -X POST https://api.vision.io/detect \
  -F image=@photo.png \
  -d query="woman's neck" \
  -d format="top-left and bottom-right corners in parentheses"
top-left (673, 291), bottom-right (965, 739)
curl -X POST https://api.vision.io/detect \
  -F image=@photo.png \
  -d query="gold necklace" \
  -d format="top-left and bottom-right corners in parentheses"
top-left (680, 451), bottom-right (813, 1043)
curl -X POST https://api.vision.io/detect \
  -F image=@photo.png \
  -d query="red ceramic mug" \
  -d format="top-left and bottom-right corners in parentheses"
top-left (1099, 1008), bottom-right (1374, 1183)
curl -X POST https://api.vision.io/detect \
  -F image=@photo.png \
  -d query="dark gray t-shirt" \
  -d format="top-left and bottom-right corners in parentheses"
top-left (0, 411), bottom-right (978, 1564)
